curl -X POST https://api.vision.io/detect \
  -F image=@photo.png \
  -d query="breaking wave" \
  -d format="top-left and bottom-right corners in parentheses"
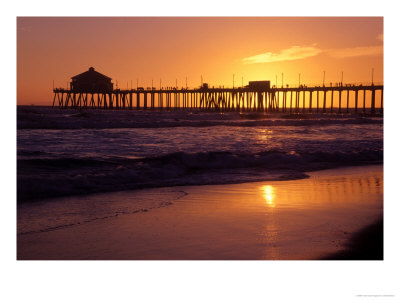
top-left (17, 149), bottom-right (382, 202)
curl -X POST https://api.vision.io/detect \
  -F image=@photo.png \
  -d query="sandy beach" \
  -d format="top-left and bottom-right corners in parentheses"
top-left (17, 164), bottom-right (383, 260)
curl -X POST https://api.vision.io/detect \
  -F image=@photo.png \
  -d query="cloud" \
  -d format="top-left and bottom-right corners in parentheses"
top-left (377, 33), bottom-right (383, 41)
top-left (242, 44), bottom-right (383, 64)
top-left (242, 45), bottom-right (322, 64)
top-left (327, 45), bottom-right (383, 58)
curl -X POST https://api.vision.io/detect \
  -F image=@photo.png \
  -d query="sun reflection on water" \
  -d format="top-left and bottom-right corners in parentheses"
top-left (261, 185), bottom-right (276, 207)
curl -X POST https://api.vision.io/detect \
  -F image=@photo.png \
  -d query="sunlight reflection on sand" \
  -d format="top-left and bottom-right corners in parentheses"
top-left (18, 165), bottom-right (382, 260)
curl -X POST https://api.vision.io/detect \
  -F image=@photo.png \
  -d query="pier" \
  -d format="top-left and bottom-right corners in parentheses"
top-left (53, 84), bottom-right (383, 114)
top-left (52, 68), bottom-right (383, 114)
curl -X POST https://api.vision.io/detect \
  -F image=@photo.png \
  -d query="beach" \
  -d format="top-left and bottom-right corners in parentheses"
top-left (17, 164), bottom-right (383, 260)
top-left (17, 107), bottom-right (383, 260)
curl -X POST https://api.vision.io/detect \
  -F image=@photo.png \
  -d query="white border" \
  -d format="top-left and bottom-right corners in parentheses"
top-left (3, 1), bottom-right (399, 299)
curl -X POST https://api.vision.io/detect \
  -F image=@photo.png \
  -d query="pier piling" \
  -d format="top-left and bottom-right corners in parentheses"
top-left (53, 84), bottom-right (383, 114)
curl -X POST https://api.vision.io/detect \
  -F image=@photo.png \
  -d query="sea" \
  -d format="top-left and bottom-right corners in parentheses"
top-left (17, 106), bottom-right (383, 203)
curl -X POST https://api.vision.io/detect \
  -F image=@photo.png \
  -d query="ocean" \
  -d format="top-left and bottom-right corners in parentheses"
top-left (17, 106), bottom-right (383, 203)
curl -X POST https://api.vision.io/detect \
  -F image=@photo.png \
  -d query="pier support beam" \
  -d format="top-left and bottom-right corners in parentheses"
top-left (277, 91), bottom-right (280, 112)
top-left (108, 93), bottom-right (112, 109)
top-left (354, 90), bottom-right (358, 113)
top-left (136, 93), bottom-right (140, 110)
top-left (159, 93), bottom-right (163, 109)
top-left (283, 91), bottom-right (286, 112)
top-left (121, 93), bottom-right (126, 109)
top-left (363, 90), bottom-right (366, 113)
top-left (371, 89), bottom-right (376, 114)
top-left (96, 93), bottom-right (101, 108)
top-left (115, 93), bottom-right (119, 109)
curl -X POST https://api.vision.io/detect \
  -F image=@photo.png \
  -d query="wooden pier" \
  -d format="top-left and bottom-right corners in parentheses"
top-left (53, 84), bottom-right (383, 114)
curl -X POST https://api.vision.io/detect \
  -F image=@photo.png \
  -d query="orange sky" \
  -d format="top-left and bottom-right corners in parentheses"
top-left (17, 17), bottom-right (383, 106)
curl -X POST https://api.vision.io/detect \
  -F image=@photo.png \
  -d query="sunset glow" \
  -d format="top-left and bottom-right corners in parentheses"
top-left (17, 17), bottom-right (383, 105)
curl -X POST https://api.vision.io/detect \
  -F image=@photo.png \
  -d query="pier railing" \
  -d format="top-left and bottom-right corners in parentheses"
top-left (53, 83), bottom-right (383, 114)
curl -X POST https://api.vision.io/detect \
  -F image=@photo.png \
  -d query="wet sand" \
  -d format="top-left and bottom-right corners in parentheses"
top-left (17, 165), bottom-right (383, 260)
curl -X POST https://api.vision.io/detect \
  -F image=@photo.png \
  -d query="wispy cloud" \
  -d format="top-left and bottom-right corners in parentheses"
top-left (242, 44), bottom-right (383, 64)
top-left (327, 45), bottom-right (383, 58)
top-left (242, 46), bottom-right (322, 64)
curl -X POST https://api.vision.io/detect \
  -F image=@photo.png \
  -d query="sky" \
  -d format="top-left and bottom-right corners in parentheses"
top-left (17, 17), bottom-right (383, 105)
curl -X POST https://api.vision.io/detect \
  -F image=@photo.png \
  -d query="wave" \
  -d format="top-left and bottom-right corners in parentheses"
top-left (17, 149), bottom-right (383, 202)
top-left (18, 106), bottom-right (382, 129)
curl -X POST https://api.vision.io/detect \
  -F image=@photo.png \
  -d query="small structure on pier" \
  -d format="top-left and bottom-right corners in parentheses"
top-left (201, 83), bottom-right (209, 89)
top-left (248, 81), bottom-right (271, 90)
top-left (70, 67), bottom-right (113, 93)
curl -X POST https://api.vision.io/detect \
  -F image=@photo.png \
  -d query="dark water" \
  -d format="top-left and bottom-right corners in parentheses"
top-left (17, 106), bottom-right (383, 202)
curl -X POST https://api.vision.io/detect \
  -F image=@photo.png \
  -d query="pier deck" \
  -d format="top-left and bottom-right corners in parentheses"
top-left (53, 84), bottom-right (383, 114)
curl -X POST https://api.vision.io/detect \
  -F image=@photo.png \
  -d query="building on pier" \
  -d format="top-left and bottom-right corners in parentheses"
top-left (70, 67), bottom-right (113, 93)
top-left (248, 80), bottom-right (271, 90)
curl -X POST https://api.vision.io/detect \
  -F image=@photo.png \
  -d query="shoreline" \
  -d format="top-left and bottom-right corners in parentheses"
top-left (18, 165), bottom-right (383, 260)
top-left (17, 162), bottom-right (383, 204)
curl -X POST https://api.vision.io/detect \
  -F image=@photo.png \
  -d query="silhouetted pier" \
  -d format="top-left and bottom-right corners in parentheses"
top-left (53, 84), bottom-right (383, 114)
top-left (53, 67), bottom-right (383, 114)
